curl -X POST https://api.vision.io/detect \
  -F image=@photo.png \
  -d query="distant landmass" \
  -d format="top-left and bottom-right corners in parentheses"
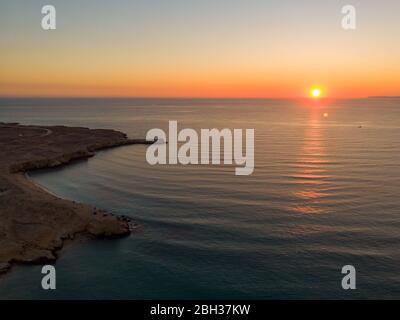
top-left (368, 96), bottom-right (400, 99)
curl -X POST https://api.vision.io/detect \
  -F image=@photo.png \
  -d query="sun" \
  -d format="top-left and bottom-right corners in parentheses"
top-left (311, 88), bottom-right (322, 98)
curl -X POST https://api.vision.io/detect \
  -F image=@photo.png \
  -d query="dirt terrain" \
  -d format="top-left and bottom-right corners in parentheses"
top-left (0, 123), bottom-right (152, 274)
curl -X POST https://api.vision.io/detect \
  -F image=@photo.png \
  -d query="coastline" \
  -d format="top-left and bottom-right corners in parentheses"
top-left (24, 172), bottom-right (63, 199)
top-left (0, 123), bottom-right (154, 275)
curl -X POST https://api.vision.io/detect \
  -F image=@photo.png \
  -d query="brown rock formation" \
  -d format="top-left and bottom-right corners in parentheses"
top-left (0, 123), bottom-right (153, 274)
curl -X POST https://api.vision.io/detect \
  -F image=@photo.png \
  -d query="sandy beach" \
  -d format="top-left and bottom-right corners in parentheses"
top-left (0, 122), bottom-right (152, 274)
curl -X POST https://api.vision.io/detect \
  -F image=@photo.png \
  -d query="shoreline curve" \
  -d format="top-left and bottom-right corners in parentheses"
top-left (0, 122), bottom-right (154, 275)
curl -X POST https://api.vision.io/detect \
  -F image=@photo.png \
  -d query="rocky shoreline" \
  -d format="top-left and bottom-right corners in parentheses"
top-left (0, 123), bottom-right (153, 275)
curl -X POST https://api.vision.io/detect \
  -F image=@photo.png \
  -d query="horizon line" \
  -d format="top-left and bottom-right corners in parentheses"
top-left (0, 95), bottom-right (374, 100)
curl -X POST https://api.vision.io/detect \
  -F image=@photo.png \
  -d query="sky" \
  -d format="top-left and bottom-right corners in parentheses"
top-left (1, 0), bottom-right (400, 98)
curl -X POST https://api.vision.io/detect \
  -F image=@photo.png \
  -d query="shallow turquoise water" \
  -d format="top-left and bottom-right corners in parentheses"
top-left (0, 98), bottom-right (399, 299)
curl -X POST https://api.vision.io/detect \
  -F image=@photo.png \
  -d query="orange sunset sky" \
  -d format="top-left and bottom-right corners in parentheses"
top-left (1, 0), bottom-right (400, 98)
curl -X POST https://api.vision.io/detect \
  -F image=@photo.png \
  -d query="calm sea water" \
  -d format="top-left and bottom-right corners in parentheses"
top-left (0, 98), bottom-right (399, 299)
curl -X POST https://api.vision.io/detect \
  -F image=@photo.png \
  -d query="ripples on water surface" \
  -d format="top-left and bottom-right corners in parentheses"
top-left (0, 98), bottom-right (399, 299)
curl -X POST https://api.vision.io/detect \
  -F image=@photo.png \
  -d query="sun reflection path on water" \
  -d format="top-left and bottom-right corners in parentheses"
top-left (290, 110), bottom-right (332, 215)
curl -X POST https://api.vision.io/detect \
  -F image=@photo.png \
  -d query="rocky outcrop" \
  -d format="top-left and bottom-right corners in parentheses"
top-left (0, 123), bottom-right (153, 275)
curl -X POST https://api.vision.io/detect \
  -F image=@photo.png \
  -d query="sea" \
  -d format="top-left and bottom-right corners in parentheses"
top-left (0, 98), bottom-right (399, 299)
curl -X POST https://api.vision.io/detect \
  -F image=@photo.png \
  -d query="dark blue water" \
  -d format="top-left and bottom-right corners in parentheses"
top-left (0, 98), bottom-right (399, 299)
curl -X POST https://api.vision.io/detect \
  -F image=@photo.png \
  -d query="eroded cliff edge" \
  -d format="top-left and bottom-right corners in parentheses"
top-left (0, 123), bottom-right (152, 274)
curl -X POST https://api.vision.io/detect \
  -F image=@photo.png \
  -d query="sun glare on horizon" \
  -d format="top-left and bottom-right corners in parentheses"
top-left (311, 88), bottom-right (322, 98)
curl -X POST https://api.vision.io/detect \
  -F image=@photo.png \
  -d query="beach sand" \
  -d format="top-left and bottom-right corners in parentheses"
top-left (0, 123), bottom-right (152, 274)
